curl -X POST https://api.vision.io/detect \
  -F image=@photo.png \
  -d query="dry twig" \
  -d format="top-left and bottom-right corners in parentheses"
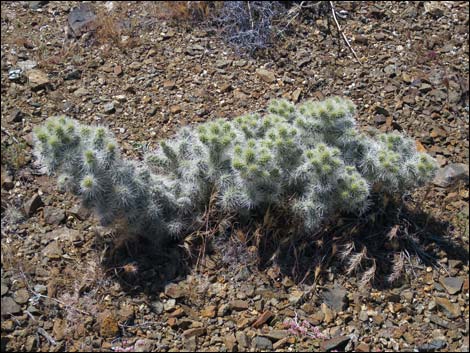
top-left (329, 1), bottom-right (362, 65)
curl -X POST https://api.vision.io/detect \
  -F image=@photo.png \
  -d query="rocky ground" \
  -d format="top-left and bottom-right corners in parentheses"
top-left (1, 1), bottom-right (469, 352)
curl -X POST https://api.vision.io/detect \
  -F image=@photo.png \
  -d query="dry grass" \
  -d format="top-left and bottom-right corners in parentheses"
top-left (147, 1), bottom-right (221, 22)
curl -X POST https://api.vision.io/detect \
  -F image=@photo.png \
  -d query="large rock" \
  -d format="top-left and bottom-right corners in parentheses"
top-left (68, 4), bottom-right (97, 38)
top-left (27, 69), bottom-right (50, 91)
top-left (1, 297), bottom-right (22, 316)
top-left (256, 68), bottom-right (276, 83)
top-left (433, 163), bottom-right (469, 187)
top-left (24, 193), bottom-right (43, 216)
top-left (321, 284), bottom-right (349, 311)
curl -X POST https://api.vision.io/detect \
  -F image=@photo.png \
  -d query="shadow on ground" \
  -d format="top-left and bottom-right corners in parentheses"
top-left (98, 197), bottom-right (468, 294)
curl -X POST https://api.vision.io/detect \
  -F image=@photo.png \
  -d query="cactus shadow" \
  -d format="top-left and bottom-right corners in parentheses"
top-left (256, 201), bottom-right (469, 289)
top-left (98, 233), bottom-right (191, 295)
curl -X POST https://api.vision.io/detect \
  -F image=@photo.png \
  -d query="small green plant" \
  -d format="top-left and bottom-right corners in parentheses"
top-left (33, 97), bottom-right (437, 244)
top-left (1, 140), bottom-right (30, 171)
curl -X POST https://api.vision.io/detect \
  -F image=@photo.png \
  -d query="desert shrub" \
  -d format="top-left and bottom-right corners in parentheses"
top-left (33, 98), bottom-right (437, 244)
top-left (216, 1), bottom-right (285, 54)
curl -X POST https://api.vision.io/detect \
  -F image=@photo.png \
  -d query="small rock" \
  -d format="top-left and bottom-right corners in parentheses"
top-left (262, 330), bottom-right (288, 342)
top-left (1, 297), bottom-right (22, 316)
top-left (8, 109), bottom-right (24, 123)
top-left (164, 299), bottom-right (176, 312)
top-left (355, 342), bottom-right (370, 352)
top-left (439, 277), bottom-right (464, 295)
top-left (252, 310), bottom-right (274, 328)
top-left (321, 303), bottom-right (336, 324)
top-left (217, 303), bottom-right (230, 317)
top-left (433, 163), bottom-right (469, 187)
top-left (236, 331), bottom-right (250, 348)
top-left (43, 206), bottom-right (65, 225)
top-left (165, 283), bottom-right (186, 299)
top-left (230, 300), bottom-right (249, 311)
top-left (69, 204), bottom-right (91, 220)
top-left (201, 305), bottom-right (217, 318)
top-left (33, 284), bottom-right (47, 294)
top-left (216, 59), bottom-right (231, 68)
top-left (64, 69), bottom-right (82, 80)
top-left (1, 282), bottom-right (8, 296)
top-left (224, 333), bottom-right (237, 351)
top-left (73, 87), bottom-right (89, 97)
top-left (68, 4), bottom-right (97, 37)
top-left (419, 83), bottom-right (433, 94)
top-left (28, 1), bottom-right (49, 10)
top-left (233, 60), bottom-right (247, 67)
top-left (163, 80), bottom-right (176, 90)
top-left (417, 339), bottom-right (447, 351)
top-left (42, 241), bottom-right (63, 259)
top-left (98, 311), bottom-right (120, 338)
top-left (27, 69), bottom-right (50, 91)
top-left (24, 193), bottom-right (43, 216)
top-left (375, 106), bottom-right (390, 116)
top-left (170, 105), bottom-right (182, 114)
top-left (134, 339), bottom-right (156, 352)
top-left (252, 336), bottom-right (273, 350)
top-left (219, 83), bottom-right (232, 93)
top-left (288, 289), bottom-right (305, 306)
top-left (182, 327), bottom-right (206, 338)
top-left (13, 289), bottom-right (29, 304)
top-left (359, 310), bottom-right (369, 322)
top-left (103, 102), bottom-right (115, 114)
top-left (256, 68), bottom-right (276, 83)
top-left (321, 335), bottom-right (351, 352)
top-left (435, 297), bottom-right (461, 319)
top-left (292, 88), bottom-right (302, 103)
top-left (53, 319), bottom-right (66, 341)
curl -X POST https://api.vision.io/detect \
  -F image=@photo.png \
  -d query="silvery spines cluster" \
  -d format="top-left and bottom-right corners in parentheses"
top-left (33, 97), bottom-right (437, 243)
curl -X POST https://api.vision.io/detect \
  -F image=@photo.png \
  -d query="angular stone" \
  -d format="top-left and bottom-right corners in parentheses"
top-left (28, 1), bottom-right (49, 10)
top-left (164, 283), bottom-right (186, 299)
top-left (134, 339), bottom-right (156, 352)
top-left (433, 163), bottom-right (469, 187)
top-left (262, 330), bottom-right (288, 341)
top-left (103, 102), bottom-right (115, 114)
top-left (201, 305), bottom-right (217, 318)
top-left (27, 69), bottom-right (50, 91)
top-left (224, 333), bottom-right (237, 351)
top-left (435, 297), bottom-right (461, 319)
top-left (236, 331), bottom-right (250, 348)
top-left (163, 80), bottom-right (176, 90)
top-left (53, 319), bottom-right (66, 341)
top-left (321, 335), bottom-right (351, 351)
top-left (288, 289), bottom-right (305, 306)
top-left (439, 277), bottom-right (464, 295)
top-left (43, 206), bottom-right (65, 225)
top-left (98, 311), bottom-right (120, 338)
top-left (252, 336), bottom-right (273, 350)
top-left (256, 68), bottom-right (276, 83)
top-left (170, 105), bottom-right (182, 114)
top-left (69, 204), bottom-right (91, 220)
top-left (230, 300), bottom-right (249, 311)
top-left (1, 297), bottom-right (22, 316)
top-left (73, 87), bottom-right (89, 97)
top-left (24, 193), bottom-right (43, 216)
top-left (42, 241), bottom-right (62, 259)
top-left (252, 310), bottom-right (274, 328)
top-left (68, 4), bottom-right (97, 37)
top-left (182, 327), bottom-right (206, 338)
top-left (1, 282), bottom-right (8, 296)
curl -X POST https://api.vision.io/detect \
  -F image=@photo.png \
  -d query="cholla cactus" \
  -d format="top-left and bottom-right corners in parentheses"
top-left (33, 97), bottom-right (437, 243)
